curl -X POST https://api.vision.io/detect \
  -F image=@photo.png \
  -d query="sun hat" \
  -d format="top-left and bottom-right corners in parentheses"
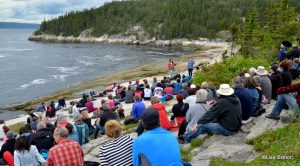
top-left (216, 84), bottom-right (234, 96)
top-left (190, 84), bottom-right (196, 89)
top-left (256, 66), bottom-right (268, 76)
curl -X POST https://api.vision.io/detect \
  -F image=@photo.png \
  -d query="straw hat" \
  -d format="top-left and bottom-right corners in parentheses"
top-left (216, 84), bottom-right (234, 96)
top-left (256, 66), bottom-right (268, 76)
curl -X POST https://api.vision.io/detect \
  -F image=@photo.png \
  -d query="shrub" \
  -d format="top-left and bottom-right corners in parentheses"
top-left (193, 55), bottom-right (269, 87)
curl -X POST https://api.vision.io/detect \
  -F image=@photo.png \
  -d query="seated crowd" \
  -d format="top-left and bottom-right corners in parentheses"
top-left (1, 56), bottom-right (300, 166)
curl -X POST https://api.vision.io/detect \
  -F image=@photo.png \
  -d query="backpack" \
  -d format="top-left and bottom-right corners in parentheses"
top-left (40, 149), bottom-right (49, 160)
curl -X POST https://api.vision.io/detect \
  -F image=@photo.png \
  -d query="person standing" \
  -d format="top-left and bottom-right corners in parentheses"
top-left (168, 59), bottom-right (176, 79)
top-left (187, 57), bottom-right (195, 77)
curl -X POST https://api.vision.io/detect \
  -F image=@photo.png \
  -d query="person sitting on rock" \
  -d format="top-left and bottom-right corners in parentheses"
top-left (173, 78), bottom-right (182, 95)
top-left (65, 123), bottom-right (79, 143)
top-left (124, 96), bottom-right (145, 125)
top-left (233, 76), bottom-right (252, 121)
top-left (182, 84), bottom-right (242, 143)
top-left (99, 120), bottom-right (133, 166)
top-left (125, 86), bottom-right (135, 103)
top-left (269, 64), bottom-right (282, 99)
top-left (136, 96), bottom-right (173, 136)
top-left (133, 108), bottom-right (183, 166)
top-left (93, 101), bottom-right (118, 139)
top-left (178, 83), bottom-right (189, 99)
top-left (0, 131), bottom-right (15, 165)
top-left (56, 96), bottom-right (66, 110)
top-left (178, 89), bottom-right (212, 142)
top-left (265, 82), bottom-right (300, 120)
top-left (85, 96), bottom-right (98, 113)
top-left (153, 83), bottom-right (164, 98)
top-left (31, 122), bottom-right (54, 152)
top-left (256, 66), bottom-right (272, 104)
top-left (170, 93), bottom-right (189, 129)
top-left (73, 114), bottom-right (89, 145)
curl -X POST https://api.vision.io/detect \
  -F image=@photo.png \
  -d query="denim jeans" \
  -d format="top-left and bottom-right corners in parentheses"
top-left (182, 123), bottom-right (235, 142)
top-left (271, 93), bottom-right (300, 117)
top-left (93, 124), bottom-right (105, 138)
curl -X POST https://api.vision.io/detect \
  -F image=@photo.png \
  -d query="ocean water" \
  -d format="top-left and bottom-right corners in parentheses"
top-left (0, 29), bottom-right (191, 108)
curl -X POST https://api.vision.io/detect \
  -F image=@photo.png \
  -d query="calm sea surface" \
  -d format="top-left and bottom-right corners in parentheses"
top-left (0, 29), bottom-right (191, 109)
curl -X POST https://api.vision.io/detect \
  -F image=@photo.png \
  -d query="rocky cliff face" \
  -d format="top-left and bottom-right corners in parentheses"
top-left (28, 25), bottom-right (227, 47)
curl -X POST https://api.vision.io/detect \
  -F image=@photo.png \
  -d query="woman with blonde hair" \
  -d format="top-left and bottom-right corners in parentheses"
top-left (99, 120), bottom-right (133, 166)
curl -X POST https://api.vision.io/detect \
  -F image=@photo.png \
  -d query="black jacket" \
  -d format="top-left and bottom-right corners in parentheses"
top-left (171, 102), bottom-right (189, 120)
top-left (100, 110), bottom-right (118, 127)
top-left (32, 129), bottom-right (54, 152)
top-left (0, 138), bottom-right (15, 158)
top-left (198, 95), bottom-right (242, 132)
top-left (269, 72), bottom-right (282, 99)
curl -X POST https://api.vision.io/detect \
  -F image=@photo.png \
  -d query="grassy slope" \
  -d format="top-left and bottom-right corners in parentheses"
top-left (210, 120), bottom-right (300, 166)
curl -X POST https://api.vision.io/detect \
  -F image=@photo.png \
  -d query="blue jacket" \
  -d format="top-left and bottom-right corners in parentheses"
top-left (247, 88), bottom-right (259, 115)
top-left (133, 127), bottom-right (183, 166)
top-left (132, 101), bottom-right (145, 119)
top-left (173, 83), bottom-right (182, 95)
top-left (234, 88), bottom-right (252, 120)
top-left (187, 60), bottom-right (195, 69)
top-left (278, 47), bottom-right (287, 61)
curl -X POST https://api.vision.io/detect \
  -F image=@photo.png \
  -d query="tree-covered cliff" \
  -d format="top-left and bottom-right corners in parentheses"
top-left (34, 0), bottom-right (300, 40)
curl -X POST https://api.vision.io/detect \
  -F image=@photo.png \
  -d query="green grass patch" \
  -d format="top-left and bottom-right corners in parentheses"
top-left (181, 135), bottom-right (210, 162)
top-left (210, 121), bottom-right (300, 166)
top-left (193, 56), bottom-right (269, 87)
top-left (9, 122), bottom-right (26, 133)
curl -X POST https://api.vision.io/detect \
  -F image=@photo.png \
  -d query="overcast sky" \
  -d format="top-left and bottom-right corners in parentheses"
top-left (0, 0), bottom-right (113, 24)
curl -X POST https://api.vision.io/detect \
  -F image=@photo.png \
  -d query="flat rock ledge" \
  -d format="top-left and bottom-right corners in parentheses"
top-left (191, 101), bottom-right (290, 166)
top-left (82, 100), bottom-right (291, 165)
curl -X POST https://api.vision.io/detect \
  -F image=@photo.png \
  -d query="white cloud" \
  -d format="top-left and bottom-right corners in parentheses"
top-left (0, 0), bottom-right (113, 23)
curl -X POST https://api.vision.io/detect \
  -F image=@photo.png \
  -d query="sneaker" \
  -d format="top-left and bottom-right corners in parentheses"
top-left (265, 113), bottom-right (280, 120)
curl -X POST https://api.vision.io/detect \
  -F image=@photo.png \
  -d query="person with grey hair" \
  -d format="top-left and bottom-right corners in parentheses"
top-left (124, 96), bottom-right (145, 125)
top-left (201, 82), bottom-right (215, 101)
top-left (177, 89), bottom-right (212, 142)
top-left (47, 127), bottom-right (84, 166)
top-left (233, 76), bottom-right (252, 120)
top-left (32, 122), bottom-right (54, 152)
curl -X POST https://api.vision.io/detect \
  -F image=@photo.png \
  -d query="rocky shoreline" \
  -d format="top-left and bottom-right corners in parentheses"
top-left (28, 27), bottom-right (227, 47)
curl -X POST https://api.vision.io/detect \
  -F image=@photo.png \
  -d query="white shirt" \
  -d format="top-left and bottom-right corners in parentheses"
top-left (144, 88), bottom-right (152, 98)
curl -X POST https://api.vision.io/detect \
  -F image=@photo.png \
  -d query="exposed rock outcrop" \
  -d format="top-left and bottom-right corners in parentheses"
top-left (28, 26), bottom-right (227, 47)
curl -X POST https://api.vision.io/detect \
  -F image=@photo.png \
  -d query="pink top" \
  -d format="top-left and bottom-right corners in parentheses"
top-left (85, 101), bottom-right (97, 112)
top-left (108, 100), bottom-right (115, 110)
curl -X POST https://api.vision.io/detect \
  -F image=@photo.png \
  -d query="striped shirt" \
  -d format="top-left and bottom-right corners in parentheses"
top-left (99, 135), bottom-right (133, 166)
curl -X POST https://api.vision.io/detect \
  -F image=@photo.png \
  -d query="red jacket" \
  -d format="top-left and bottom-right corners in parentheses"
top-left (277, 82), bottom-right (300, 104)
top-left (151, 103), bottom-right (172, 130)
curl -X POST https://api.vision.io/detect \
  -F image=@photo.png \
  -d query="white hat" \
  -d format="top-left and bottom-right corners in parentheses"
top-left (190, 84), bottom-right (196, 89)
top-left (256, 66), bottom-right (268, 76)
top-left (217, 84), bottom-right (234, 96)
top-left (244, 73), bottom-right (250, 78)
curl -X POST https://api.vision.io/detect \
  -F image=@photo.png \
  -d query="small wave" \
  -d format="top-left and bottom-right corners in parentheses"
top-left (76, 60), bottom-right (96, 66)
top-left (50, 75), bottom-right (68, 81)
top-left (31, 79), bottom-right (48, 85)
top-left (0, 54), bottom-right (9, 58)
top-left (0, 48), bottom-right (34, 52)
top-left (147, 51), bottom-right (176, 56)
top-left (46, 66), bottom-right (78, 74)
top-left (104, 54), bottom-right (122, 61)
top-left (19, 79), bottom-right (48, 89)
